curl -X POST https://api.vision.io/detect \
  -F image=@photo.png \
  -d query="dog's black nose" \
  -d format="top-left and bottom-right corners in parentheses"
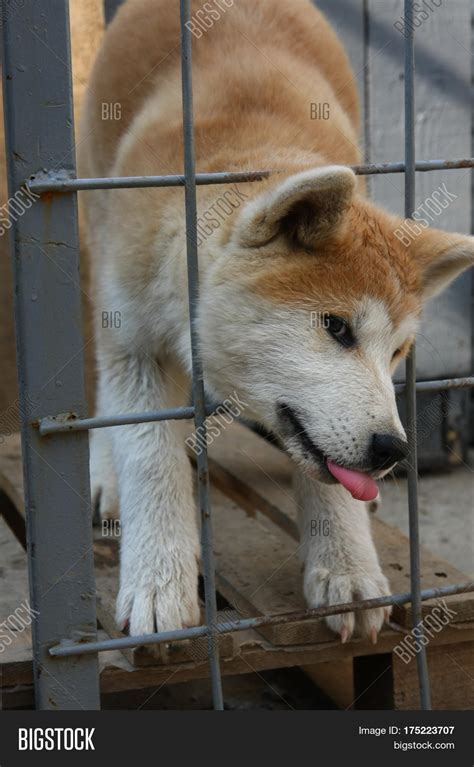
top-left (371, 433), bottom-right (408, 471)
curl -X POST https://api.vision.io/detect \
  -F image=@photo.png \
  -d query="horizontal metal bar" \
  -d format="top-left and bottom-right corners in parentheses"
top-left (351, 157), bottom-right (474, 175)
top-left (28, 157), bottom-right (474, 194)
top-left (28, 169), bottom-right (272, 193)
top-left (39, 405), bottom-right (197, 434)
top-left (49, 581), bottom-right (473, 657)
top-left (38, 376), bottom-right (474, 435)
top-left (395, 376), bottom-right (474, 394)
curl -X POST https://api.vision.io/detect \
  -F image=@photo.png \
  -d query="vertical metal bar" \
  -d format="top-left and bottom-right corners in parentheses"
top-left (362, 0), bottom-right (372, 198)
top-left (103, 0), bottom-right (125, 26)
top-left (1, 0), bottom-right (100, 709)
top-left (404, 0), bottom-right (432, 710)
top-left (179, 0), bottom-right (224, 710)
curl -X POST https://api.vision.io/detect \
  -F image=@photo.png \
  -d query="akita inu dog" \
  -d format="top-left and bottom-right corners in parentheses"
top-left (80, 0), bottom-right (474, 642)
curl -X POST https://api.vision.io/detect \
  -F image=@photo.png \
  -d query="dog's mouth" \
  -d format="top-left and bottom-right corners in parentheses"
top-left (276, 403), bottom-right (379, 502)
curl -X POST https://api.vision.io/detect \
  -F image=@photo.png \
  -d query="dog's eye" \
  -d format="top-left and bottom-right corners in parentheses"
top-left (326, 315), bottom-right (354, 348)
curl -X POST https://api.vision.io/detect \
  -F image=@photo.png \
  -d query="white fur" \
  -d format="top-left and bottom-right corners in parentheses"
top-left (89, 169), bottom-right (419, 641)
top-left (97, 350), bottom-right (201, 634)
top-left (295, 473), bottom-right (391, 639)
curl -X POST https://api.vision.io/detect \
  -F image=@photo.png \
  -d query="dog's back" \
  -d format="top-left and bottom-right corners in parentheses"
top-left (79, 0), bottom-right (363, 280)
top-left (80, 0), bottom-right (360, 179)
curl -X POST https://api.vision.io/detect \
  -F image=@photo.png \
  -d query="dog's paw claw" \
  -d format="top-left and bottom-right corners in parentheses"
top-left (340, 625), bottom-right (349, 644)
top-left (116, 558), bottom-right (201, 637)
top-left (305, 566), bottom-right (390, 642)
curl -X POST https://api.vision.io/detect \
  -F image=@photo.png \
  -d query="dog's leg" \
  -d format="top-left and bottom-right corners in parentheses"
top-left (295, 471), bottom-right (391, 642)
top-left (99, 350), bottom-right (200, 636)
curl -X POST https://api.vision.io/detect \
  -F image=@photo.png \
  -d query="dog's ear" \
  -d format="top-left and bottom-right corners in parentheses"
top-left (411, 227), bottom-right (474, 301)
top-left (235, 166), bottom-right (356, 249)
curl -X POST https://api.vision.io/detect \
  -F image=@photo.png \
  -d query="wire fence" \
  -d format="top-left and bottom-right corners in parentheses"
top-left (1, 0), bottom-right (473, 710)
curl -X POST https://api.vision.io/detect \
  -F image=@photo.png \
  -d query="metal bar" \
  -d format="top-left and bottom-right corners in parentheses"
top-left (104, 0), bottom-right (125, 25)
top-left (395, 376), bottom-right (474, 394)
top-left (1, 0), bottom-right (100, 709)
top-left (27, 157), bottom-right (474, 194)
top-left (49, 581), bottom-right (474, 657)
top-left (28, 170), bottom-right (273, 193)
top-left (39, 406), bottom-right (197, 435)
top-left (180, 0), bottom-right (224, 710)
top-left (362, 0), bottom-right (372, 198)
top-left (404, 0), bottom-right (432, 711)
top-left (351, 158), bottom-right (474, 175)
top-left (36, 376), bottom-right (474, 436)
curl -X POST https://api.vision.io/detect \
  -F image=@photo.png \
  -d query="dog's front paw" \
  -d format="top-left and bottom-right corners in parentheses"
top-left (116, 553), bottom-right (201, 637)
top-left (304, 566), bottom-right (391, 643)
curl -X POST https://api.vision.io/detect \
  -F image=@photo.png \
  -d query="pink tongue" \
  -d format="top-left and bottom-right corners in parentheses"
top-left (327, 460), bottom-right (378, 502)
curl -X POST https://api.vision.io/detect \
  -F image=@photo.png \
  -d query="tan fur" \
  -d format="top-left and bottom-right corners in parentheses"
top-left (80, 0), bottom-right (471, 345)
top-left (79, 0), bottom-right (364, 278)
top-left (81, 0), bottom-right (360, 174)
top-left (249, 198), bottom-right (422, 327)
top-left (80, 0), bottom-right (474, 640)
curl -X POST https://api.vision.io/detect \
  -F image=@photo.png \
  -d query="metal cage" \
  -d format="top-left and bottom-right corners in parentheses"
top-left (1, 0), bottom-right (473, 710)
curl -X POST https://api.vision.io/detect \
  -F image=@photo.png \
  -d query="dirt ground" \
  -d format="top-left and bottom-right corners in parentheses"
top-left (377, 453), bottom-right (473, 578)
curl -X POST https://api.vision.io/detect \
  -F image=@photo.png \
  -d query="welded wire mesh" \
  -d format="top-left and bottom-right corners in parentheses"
top-left (2, 0), bottom-right (473, 710)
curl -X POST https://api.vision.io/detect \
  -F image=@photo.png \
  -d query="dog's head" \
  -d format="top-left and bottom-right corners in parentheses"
top-left (199, 167), bottom-right (474, 499)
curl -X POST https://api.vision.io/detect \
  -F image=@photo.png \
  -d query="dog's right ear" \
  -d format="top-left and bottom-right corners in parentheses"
top-left (234, 166), bottom-right (356, 250)
top-left (410, 227), bottom-right (474, 301)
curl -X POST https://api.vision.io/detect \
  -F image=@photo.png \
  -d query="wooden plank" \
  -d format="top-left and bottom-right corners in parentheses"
top-left (0, 434), bottom-right (23, 513)
top-left (55, 623), bottom-right (474, 696)
top-left (2, 629), bottom-right (474, 710)
top-left (302, 659), bottom-right (354, 710)
top-left (2, 428), bottom-right (473, 709)
top-left (392, 641), bottom-right (474, 710)
top-left (2, 520), bottom-right (474, 706)
top-left (4, 620), bottom-right (474, 705)
top-left (0, 433), bottom-right (234, 669)
top-left (0, 514), bottom-right (32, 689)
top-left (2, 427), bottom-right (472, 659)
top-left (208, 422), bottom-right (474, 634)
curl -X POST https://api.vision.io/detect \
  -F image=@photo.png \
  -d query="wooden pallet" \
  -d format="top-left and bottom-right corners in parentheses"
top-left (1, 427), bottom-right (473, 709)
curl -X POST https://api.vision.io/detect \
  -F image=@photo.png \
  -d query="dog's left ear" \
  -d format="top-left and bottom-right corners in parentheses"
top-left (411, 227), bottom-right (474, 301)
top-left (235, 166), bottom-right (356, 249)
